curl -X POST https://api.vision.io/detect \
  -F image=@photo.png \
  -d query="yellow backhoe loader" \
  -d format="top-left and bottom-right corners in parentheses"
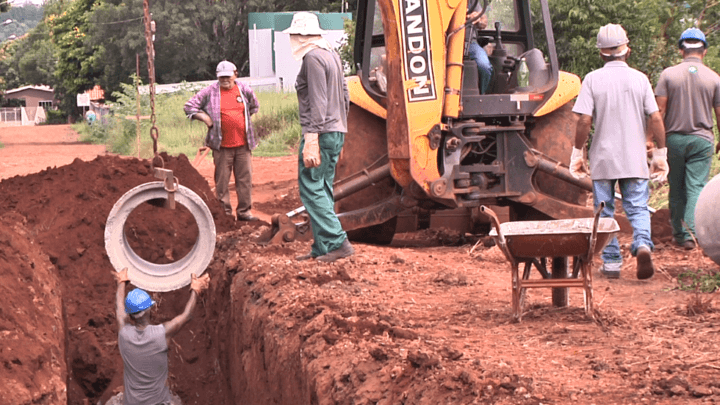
top-left (324, 0), bottom-right (601, 245)
top-left (267, 0), bottom-right (618, 249)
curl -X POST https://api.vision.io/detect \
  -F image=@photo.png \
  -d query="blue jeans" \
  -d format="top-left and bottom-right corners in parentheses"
top-left (593, 178), bottom-right (653, 263)
top-left (467, 42), bottom-right (492, 94)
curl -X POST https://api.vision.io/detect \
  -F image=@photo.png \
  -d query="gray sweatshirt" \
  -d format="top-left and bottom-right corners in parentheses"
top-left (296, 48), bottom-right (350, 134)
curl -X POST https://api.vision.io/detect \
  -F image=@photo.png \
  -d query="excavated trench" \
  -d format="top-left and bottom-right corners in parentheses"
top-left (5, 152), bottom-right (706, 405)
top-left (0, 154), bottom-right (311, 404)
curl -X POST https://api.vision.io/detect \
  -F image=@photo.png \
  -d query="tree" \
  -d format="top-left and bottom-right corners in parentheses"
top-left (0, 4), bottom-right (44, 42)
top-left (532, 0), bottom-right (718, 82)
top-left (48, 0), bottom-right (103, 115)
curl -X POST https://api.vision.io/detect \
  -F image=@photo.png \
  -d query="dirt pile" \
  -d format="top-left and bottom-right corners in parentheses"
top-left (0, 213), bottom-right (67, 404)
top-left (0, 153), bottom-right (237, 404)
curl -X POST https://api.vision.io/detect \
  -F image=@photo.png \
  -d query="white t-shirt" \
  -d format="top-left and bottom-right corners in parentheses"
top-left (573, 61), bottom-right (658, 180)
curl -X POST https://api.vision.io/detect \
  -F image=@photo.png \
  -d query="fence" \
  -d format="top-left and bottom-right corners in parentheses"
top-left (0, 108), bottom-right (22, 126)
top-left (0, 107), bottom-right (48, 126)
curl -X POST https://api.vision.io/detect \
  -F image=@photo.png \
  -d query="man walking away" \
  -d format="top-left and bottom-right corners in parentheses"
top-left (655, 28), bottom-right (720, 250)
top-left (569, 23), bottom-right (668, 280)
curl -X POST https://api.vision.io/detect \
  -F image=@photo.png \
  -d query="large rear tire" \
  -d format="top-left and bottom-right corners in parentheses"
top-left (529, 102), bottom-right (588, 206)
top-left (336, 104), bottom-right (398, 245)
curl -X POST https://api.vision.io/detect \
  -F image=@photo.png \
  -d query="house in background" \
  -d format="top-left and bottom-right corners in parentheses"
top-left (1, 85), bottom-right (55, 125)
top-left (248, 12), bottom-right (351, 92)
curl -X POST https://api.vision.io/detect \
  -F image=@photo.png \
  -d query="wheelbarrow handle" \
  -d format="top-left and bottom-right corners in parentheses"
top-left (480, 205), bottom-right (506, 245)
top-left (587, 201), bottom-right (605, 259)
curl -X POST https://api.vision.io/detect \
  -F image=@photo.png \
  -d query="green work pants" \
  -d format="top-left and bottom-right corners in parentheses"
top-left (666, 133), bottom-right (713, 244)
top-left (298, 132), bottom-right (347, 257)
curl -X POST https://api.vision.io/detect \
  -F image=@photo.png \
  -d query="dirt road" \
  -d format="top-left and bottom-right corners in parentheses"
top-left (2, 124), bottom-right (720, 405)
top-left (0, 124), bottom-right (107, 180)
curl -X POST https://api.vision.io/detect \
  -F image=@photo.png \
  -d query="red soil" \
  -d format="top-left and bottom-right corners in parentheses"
top-left (2, 125), bottom-right (720, 405)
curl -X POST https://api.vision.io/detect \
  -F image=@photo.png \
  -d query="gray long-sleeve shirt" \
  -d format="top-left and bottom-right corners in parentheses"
top-left (296, 48), bottom-right (350, 134)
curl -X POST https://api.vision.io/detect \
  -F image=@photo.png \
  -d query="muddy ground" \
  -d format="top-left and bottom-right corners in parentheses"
top-left (1, 125), bottom-right (720, 405)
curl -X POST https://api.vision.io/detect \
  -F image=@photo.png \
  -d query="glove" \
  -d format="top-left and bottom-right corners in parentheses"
top-left (650, 147), bottom-right (669, 183)
top-left (302, 133), bottom-right (321, 168)
top-left (569, 147), bottom-right (590, 179)
top-left (190, 273), bottom-right (210, 294)
top-left (114, 268), bottom-right (130, 284)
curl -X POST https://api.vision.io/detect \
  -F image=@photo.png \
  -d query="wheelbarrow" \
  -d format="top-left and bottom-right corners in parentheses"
top-left (481, 202), bottom-right (619, 321)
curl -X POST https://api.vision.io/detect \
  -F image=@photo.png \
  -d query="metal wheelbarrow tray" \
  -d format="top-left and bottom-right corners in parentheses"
top-left (481, 203), bottom-right (619, 321)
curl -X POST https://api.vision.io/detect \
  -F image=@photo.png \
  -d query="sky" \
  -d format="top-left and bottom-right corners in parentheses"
top-left (6, 0), bottom-right (44, 6)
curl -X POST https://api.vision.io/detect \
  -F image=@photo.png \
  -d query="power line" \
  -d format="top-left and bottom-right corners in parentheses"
top-left (96, 16), bottom-right (143, 25)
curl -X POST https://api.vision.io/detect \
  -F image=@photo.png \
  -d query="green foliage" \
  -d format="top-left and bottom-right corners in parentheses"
top-left (43, 108), bottom-right (66, 124)
top-left (677, 269), bottom-right (720, 293)
top-left (253, 91), bottom-right (302, 157)
top-left (47, 0), bottom-right (103, 115)
top-left (338, 17), bottom-right (356, 74)
top-left (0, 4), bottom-right (43, 42)
top-left (531, 0), bottom-right (679, 80)
top-left (75, 83), bottom-right (300, 159)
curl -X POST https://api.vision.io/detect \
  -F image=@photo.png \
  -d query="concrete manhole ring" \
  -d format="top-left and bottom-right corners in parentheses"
top-left (105, 181), bottom-right (216, 292)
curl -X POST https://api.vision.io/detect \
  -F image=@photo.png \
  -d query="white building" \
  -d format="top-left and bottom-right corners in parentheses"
top-left (248, 12), bottom-right (351, 92)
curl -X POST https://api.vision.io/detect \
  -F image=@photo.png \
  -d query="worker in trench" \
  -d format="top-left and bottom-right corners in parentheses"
top-left (283, 12), bottom-right (356, 263)
top-left (106, 268), bottom-right (210, 405)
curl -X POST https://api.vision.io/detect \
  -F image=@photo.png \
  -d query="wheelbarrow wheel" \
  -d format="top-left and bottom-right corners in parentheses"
top-left (551, 257), bottom-right (569, 307)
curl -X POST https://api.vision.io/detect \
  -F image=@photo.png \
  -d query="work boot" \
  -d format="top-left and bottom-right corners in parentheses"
top-left (636, 245), bottom-right (655, 280)
top-left (237, 212), bottom-right (259, 222)
top-left (681, 240), bottom-right (696, 250)
top-left (295, 252), bottom-right (314, 261)
top-left (317, 239), bottom-right (355, 263)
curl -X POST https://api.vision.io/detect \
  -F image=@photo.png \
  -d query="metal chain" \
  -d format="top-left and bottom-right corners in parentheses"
top-left (143, 0), bottom-right (159, 159)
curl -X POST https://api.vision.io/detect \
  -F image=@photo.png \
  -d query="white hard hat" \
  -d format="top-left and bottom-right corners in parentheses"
top-left (282, 12), bottom-right (326, 36)
top-left (216, 60), bottom-right (237, 77)
top-left (596, 24), bottom-right (629, 49)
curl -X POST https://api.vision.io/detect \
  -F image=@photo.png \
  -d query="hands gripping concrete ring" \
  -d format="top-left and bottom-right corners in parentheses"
top-left (105, 182), bottom-right (216, 292)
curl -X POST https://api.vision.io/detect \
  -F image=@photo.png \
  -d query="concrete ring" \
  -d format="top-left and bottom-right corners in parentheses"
top-left (105, 182), bottom-right (216, 292)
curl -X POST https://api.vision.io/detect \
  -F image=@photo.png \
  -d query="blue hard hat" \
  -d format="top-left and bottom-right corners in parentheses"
top-left (679, 28), bottom-right (707, 49)
top-left (125, 288), bottom-right (155, 314)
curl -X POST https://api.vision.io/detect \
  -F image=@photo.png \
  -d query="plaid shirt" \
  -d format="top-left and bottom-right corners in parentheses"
top-left (184, 80), bottom-right (260, 151)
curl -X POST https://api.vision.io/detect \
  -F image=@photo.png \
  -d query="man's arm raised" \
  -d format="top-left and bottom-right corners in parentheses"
top-left (164, 273), bottom-right (210, 341)
top-left (114, 268), bottom-right (131, 329)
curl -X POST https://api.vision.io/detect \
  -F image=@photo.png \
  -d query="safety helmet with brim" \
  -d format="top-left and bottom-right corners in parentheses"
top-left (125, 288), bottom-right (155, 314)
top-left (596, 23), bottom-right (629, 49)
top-left (679, 28), bottom-right (707, 49)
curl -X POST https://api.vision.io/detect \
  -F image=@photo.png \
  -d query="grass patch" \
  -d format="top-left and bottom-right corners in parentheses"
top-left (253, 92), bottom-right (301, 157)
top-left (678, 269), bottom-right (720, 293)
top-left (73, 80), bottom-right (301, 159)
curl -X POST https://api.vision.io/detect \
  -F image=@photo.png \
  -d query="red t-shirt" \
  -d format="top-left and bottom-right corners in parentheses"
top-left (220, 85), bottom-right (246, 148)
